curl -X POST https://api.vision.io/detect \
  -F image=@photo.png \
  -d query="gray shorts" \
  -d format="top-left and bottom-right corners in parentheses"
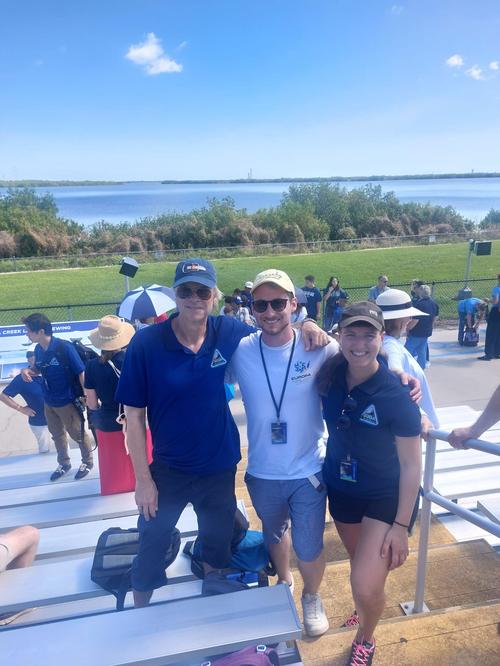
top-left (245, 472), bottom-right (326, 562)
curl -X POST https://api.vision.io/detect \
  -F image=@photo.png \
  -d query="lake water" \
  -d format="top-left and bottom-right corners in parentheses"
top-left (2, 177), bottom-right (500, 226)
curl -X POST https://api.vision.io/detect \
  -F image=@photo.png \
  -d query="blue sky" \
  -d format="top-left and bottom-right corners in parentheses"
top-left (1, 0), bottom-right (499, 180)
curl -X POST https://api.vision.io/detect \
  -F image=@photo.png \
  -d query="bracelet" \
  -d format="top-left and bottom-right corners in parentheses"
top-left (393, 520), bottom-right (409, 529)
top-left (302, 317), bottom-right (317, 324)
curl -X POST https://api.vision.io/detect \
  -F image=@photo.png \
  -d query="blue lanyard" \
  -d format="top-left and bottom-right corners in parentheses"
top-left (258, 330), bottom-right (296, 422)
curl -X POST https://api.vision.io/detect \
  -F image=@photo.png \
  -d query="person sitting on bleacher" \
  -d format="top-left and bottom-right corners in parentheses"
top-left (116, 258), bottom-right (328, 607)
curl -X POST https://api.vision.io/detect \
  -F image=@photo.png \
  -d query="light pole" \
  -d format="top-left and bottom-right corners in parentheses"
top-left (119, 257), bottom-right (139, 295)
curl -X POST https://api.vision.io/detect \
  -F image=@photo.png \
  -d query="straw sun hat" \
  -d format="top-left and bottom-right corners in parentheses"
top-left (89, 315), bottom-right (135, 351)
top-left (375, 289), bottom-right (428, 320)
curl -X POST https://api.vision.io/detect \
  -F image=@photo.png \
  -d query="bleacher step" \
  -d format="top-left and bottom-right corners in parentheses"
top-left (289, 539), bottom-right (500, 630)
top-left (298, 599), bottom-right (500, 665)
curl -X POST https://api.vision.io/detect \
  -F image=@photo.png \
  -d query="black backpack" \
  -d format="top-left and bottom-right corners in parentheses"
top-left (91, 526), bottom-right (181, 610)
top-left (54, 339), bottom-right (99, 397)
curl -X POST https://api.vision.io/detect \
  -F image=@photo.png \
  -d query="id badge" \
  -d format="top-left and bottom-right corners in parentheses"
top-left (340, 458), bottom-right (358, 483)
top-left (271, 421), bottom-right (287, 445)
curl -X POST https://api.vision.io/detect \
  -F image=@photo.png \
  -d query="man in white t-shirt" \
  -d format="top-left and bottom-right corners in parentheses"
top-left (226, 269), bottom-right (338, 637)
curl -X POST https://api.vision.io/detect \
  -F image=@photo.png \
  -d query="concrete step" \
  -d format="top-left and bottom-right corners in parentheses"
top-left (290, 539), bottom-right (500, 634)
top-left (298, 599), bottom-right (500, 665)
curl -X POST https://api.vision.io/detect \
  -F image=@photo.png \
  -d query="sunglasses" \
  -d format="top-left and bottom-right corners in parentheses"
top-left (176, 285), bottom-right (213, 300)
top-left (253, 298), bottom-right (289, 313)
top-left (337, 395), bottom-right (357, 430)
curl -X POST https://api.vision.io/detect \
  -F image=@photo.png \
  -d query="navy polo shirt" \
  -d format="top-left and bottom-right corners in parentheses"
top-left (322, 360), bottom-right (421, 499)
top-left (408, 298), bottom-right (439, 338)
top-left (115, 314), bottom-right (253, 475)
top-left (3, 374), bottom-right (47, 426)
top-left (302, 286), bottom-right (322, 319)
top-left (84, 352), bottom-right (125, 432)
top-left (35, 337), bottom-right (85, 407)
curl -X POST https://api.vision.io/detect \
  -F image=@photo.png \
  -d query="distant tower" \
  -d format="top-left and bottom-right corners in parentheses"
top-left (248, 168), bottom-right (253, 180)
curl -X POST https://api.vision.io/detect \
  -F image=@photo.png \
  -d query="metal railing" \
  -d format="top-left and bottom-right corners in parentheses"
top-left (411, 430), bottom-right (500, 614)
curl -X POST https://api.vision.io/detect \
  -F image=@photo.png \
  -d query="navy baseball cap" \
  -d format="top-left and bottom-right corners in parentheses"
top-left (173, 258), bottom-right (217, 289)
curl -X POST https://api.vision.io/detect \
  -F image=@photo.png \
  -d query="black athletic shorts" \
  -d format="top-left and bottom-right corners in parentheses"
top-left (327, 487), bottom-right (421, 533)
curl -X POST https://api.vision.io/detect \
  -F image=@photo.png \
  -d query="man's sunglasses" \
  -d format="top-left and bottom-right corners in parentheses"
top-left (253, 298), bottom-right (289, 313)
top-left (337, 395), bottom-right (357, 430)
top-left (176, 285), bottom-right (213, 300)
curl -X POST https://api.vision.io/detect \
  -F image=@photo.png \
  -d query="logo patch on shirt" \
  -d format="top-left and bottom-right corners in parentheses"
top-left (211, 349), bottom-right (227, 368)
top-left (291, 359), bottom-right (312, 382)
top-left (359, 404), bottom-right (378, 426)
top-left (48, 357), bottom-right (60, 366)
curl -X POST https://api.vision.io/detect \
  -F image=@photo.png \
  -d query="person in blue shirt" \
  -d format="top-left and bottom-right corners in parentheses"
top-left (323, 277), bottom-right (349, 331)
top-left (457, 296), bottom-right (487, 346)
top-left (302, 275), bottom-right (323, 321)
top-left (479, 274), bottom-right (500, 360)
top-left (20, 313), bottom-right (94, 481)
top-left (0, 352), bottom-right (52, 454)
top-left (116, 257), bottom-right (329, 607)
top-left (84, 315), bottom-right (144, 495)
top-left (367, 275), bottom-right (389, 302)
top-left (317, 302), bottom-right (421, 666)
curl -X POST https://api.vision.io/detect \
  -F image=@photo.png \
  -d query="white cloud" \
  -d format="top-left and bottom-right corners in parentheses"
top-left (390, 5), bottom-right (404, 16)
top-left (490, 61), bottom-right (499, 70)
top-left (445, 54), bottom-right (464, 68)
top-left (465, 65), bottom-right (484, 81)
top-left (125, 33), bottom-right (182, 76)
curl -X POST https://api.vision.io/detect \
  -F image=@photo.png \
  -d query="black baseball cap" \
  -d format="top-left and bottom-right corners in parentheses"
top-left (339, 301), bottom-right (385, 331)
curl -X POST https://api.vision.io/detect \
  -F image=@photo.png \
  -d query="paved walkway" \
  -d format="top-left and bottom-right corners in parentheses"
top-left (0, 324), bottom-right (497, 457)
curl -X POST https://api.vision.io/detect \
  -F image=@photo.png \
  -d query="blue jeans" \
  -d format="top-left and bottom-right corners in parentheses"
top-left (405, 336), bottom-right (428, 370)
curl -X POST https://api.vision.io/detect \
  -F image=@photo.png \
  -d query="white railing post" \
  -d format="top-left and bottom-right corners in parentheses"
top-left (405, 436), bottom-right (436, 615)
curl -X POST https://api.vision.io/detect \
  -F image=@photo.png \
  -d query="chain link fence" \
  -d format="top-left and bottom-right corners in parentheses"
top-left (1, 278), bottom-right (495, 327)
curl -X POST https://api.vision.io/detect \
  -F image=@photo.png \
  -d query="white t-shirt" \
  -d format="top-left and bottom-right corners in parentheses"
top-left (383, 335), bottom-right (440, 427)
top-left (227, 330), bottom-right (338, 479)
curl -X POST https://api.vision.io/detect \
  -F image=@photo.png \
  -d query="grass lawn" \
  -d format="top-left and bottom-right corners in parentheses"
top-left (0, 240), bottom-right (498, 320)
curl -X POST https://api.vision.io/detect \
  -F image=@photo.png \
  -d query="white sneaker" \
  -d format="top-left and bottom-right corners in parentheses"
top-left (301, 592), bottom-right (329, 637)
top-left (277, 573), bottom-right (295, 595)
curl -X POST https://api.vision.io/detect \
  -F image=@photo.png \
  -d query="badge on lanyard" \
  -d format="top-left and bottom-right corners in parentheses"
top-left (259, 331), bottom-right (296, 447)
top-left (340, 458), bottom-right (358, 483)
top-left (271, 421), bottom-right (287, 444)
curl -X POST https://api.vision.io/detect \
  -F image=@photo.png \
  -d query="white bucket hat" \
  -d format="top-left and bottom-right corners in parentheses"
top-left (376, 289), bottom-right (429, 320)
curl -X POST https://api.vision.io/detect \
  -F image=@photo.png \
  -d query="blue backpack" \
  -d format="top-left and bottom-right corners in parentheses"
top-left (183, 529), bottom-right (275, 592)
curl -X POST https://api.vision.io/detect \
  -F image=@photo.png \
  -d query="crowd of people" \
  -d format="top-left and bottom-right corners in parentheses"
top-left (2, 259), bottom-right (500, 665)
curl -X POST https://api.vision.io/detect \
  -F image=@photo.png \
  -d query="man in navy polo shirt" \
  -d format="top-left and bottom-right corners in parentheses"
top-left (20, 313), bottom-right (94, 481)
top-left (1, 351), bottom-right (52, 454)
top-left (302, 275), bottom-right (322, 321)
top-left (116, 258), bottom-right (255, 607)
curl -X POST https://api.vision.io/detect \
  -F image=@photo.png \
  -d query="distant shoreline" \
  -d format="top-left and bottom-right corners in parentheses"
top-left (1, 172), bottom-right (500, 188)
top-left (161, 172), bottom-right (500, 185)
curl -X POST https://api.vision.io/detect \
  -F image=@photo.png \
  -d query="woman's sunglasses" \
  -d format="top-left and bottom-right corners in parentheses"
top-left (176, 285), bottom-right (213, 300)
top-left (337, 395), bottom-right (357, 430)
top-left (253, 298), bottom-right (289, 313)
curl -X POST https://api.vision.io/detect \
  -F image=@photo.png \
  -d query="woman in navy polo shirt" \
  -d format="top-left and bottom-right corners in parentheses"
top-left (317, 302), bottom-right (421, 666)
top-left (84, 316), bottom-right (152, 495)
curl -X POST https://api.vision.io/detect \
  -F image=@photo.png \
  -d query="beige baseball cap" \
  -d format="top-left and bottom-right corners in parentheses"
top-left (251, 269), bottom-right (295, 296)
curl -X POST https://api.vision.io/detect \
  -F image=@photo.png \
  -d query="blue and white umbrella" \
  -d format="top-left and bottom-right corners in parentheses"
top-left (118, 284), bottom-right (176, 321)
